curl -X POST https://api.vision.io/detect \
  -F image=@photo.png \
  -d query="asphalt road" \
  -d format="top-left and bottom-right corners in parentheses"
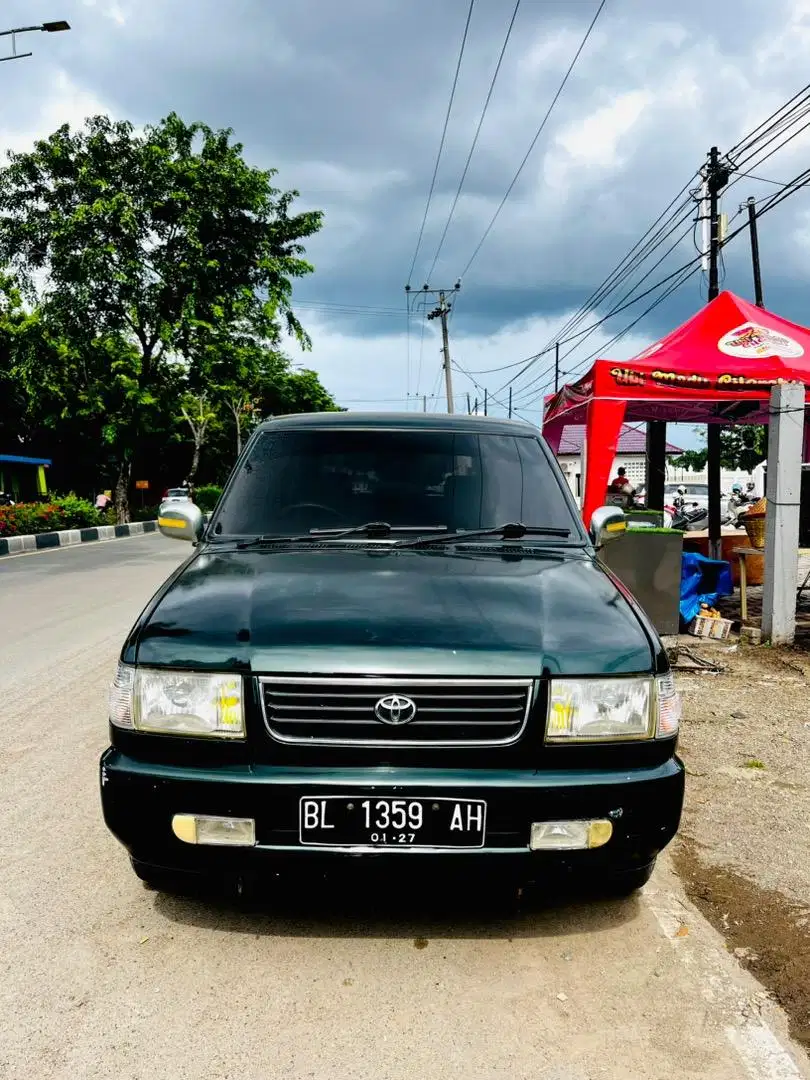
top-left (0, 534), bottom-right (807, 1080)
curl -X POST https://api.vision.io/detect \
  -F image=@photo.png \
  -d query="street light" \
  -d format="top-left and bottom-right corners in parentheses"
top-left (0, 20), bottom-right (71, 63)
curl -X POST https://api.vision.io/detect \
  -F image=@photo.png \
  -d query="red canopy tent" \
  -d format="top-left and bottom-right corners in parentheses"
top-left (543, 290), bottom-right (810, 526)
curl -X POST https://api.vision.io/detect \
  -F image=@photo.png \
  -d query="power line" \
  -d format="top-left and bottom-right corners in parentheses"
top-left (342, 395), bottom-right (441, 404)
top-left (405, 0), bottom-right (475, 287)
top-left (415, 301), bottom-right (428, 400)
top-left (456, 0), bottom-right (607, 281)
top-left (464, 175), bottom-right (700, 391)
top-left (405, 290), bottom-right (412, 402)
top-left (489, 88), bottom-right (810, 404)
top-left (492, 222), bottom-right (701, 402)
top-left (726, 87), bottom-right (807, 158)
top-left (728, 84), bottom-right (810, 159)
top-left (295, 303), bottom-right (406, 318)
top-left (519, 194), bottom-right (698, 369)
top-left (516, 262), bottom-right (703, 411)
top-left (451, 359), bottom-right (512, 415)
top-left (425, 0), bottom-right (521, 283)
top-left (517, 159), bottom-right (810, 412)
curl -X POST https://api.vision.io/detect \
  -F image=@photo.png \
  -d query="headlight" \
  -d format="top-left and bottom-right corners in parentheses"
top-left (546, 675), bottom-right (680, 742)
top-left (109, 664), bottom-right (245, 739)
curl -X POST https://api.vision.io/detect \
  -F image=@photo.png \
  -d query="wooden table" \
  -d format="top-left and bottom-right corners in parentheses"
top-left (732, 546), bottom-right (764, 622)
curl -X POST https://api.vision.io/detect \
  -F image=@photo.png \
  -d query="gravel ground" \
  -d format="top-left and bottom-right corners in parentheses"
top-left (676, 644), bottom-right (810, 904)
top-left (672, 640), bottom-right (810, 1047)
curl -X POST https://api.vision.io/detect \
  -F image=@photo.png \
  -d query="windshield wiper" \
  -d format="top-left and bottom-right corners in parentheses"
top-left (394, 522), bottom-right (571, 549)
top-left (235, 522), bottom-right (447, 549)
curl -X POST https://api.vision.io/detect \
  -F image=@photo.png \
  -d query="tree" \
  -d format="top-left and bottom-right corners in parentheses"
top-left (178, 393), bottom-right (216, 484)
top-left (0, 112), bottom-right (324, 519)
top-left (670, 426), bottom-right (767, 474)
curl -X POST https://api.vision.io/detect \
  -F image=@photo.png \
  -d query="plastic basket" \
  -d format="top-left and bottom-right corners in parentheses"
top-left (688, 614), bottom-right (733, 640)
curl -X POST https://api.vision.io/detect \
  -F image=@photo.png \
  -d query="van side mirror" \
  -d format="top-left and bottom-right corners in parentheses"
top-left (158, 501), bottom-right (204, 543)
top-left (589, 505), bottom-right (627, 549)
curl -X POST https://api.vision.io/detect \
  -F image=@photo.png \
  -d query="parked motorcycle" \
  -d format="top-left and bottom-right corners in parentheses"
top-left (0, 491), bottom-right (15, 507)
top-left (666, 501), bottom-right (709, 531)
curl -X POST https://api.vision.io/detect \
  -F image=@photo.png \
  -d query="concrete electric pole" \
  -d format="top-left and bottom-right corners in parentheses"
top-left (705, 145), bottom-right (730, 559)
top-left (405, 282), bottom-right (460, 414)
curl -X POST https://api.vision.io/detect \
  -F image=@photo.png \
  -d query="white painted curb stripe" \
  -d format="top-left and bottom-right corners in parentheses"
top-left (646, 892), bottom-right (805, 1080)
top-left (726, 1022), bottom-right (804, 1080)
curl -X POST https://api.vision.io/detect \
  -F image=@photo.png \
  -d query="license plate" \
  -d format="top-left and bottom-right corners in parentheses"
top-left (298, 796), bottom-right (487, 849)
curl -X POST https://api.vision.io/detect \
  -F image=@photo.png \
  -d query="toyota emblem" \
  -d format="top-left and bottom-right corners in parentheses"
top-left (374, 694), bottom-right (417, 726)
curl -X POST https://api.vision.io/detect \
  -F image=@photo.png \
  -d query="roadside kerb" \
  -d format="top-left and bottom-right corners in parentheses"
top-left (0, 520), bottom-right (158, 558)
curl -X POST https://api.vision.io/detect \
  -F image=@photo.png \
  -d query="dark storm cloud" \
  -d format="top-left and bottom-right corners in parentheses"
top-left (2, 0), bottom-right (810, 354)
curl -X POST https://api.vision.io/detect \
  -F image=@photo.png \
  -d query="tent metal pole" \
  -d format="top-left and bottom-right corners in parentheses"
top-left (706, 146), bottom-right (727, 560)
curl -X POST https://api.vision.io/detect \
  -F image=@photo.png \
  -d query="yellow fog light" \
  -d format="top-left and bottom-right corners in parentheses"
top-left (530, 819), bottom-right (613, 851)
top-left (172, 814), bottom-right (256, 847)
top-left (587, 820), bottom-right (613, 848)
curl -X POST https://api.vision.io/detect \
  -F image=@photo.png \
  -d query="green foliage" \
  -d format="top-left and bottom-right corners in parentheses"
top-left (625, 527), bottom-right (685, 535)
top-left (0, 494), bottom-right (102, 537)
top-left (130, 503), bottom-right (160, 522)
top-left (194, 484), bottom-right (222, 512)
top-left (0, 111), bottom-right (336, 514)
top-left (670, 427), bottom-right (767, 473)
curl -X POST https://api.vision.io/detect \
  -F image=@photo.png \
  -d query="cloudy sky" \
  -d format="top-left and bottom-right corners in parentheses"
top-left (4, 0), bottom-right (810, 440)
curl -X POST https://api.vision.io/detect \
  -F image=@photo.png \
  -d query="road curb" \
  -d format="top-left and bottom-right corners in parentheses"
top-left (0, 519), bottom-right (158, 558)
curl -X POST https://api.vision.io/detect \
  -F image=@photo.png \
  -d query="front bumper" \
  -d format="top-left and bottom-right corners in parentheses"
top-left (100, 749), bottom-right (684, 883)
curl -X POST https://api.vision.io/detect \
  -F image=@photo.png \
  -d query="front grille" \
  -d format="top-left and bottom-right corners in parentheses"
top-left (258, 677), bottom-right (535, 748)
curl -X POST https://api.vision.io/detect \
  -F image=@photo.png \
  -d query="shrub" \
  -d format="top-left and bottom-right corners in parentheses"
top-left (0, 493), bottom-right (103, 537)
top-left (194, 484), bottom-right (222, 512)
top-left (130, 503), bottom-right (160, 522)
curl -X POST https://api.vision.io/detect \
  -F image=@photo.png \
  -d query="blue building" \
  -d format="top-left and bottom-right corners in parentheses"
top-left (0, 454), bottom-right (51, 501)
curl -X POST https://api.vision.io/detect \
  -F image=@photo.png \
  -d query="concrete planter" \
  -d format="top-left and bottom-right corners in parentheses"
top-left (601, 529), bottom-right (684, 636)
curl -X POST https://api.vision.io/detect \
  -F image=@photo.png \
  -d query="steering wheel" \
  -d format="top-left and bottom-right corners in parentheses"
top-left (277, 502), bottom-right (343, 520)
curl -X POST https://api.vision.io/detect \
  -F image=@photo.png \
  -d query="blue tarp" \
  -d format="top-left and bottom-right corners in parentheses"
top-left (680, 552), bottom-right (734, 625)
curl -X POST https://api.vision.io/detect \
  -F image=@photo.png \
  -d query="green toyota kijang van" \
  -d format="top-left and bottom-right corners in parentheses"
top-left (100, 412), bottom-right (684, 896)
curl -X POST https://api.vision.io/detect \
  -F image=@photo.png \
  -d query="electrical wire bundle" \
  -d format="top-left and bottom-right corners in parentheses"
top-left (404, 0), bottom-right (607, 407)
top-left (480, 83), bottom-right (810, 416)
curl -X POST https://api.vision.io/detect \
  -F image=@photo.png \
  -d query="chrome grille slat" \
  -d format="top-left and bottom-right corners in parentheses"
top-left (258, 676), bottom-right (535, 748)
top-left (268, 693), bottom-right (526, 703)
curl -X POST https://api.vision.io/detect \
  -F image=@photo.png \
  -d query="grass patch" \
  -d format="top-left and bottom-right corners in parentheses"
top-left (624, 526), bottom-right (685, 535)
top-left (743, 759), bottom-right (766, 769)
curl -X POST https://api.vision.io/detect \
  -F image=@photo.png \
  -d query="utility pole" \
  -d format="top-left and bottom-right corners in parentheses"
top-left (745, 196), bottom-right (764, 307)
top-left (473, 397), bottom-right (478, 415)
top-left (707, 146), bottom-right (728, 302)
top-left (508, 387), bottom-right (513, 418)
top-left (706, 145), bottom-right (730, 559)
top-left (554, 343), bottom-right (560, 392)
top-left (435, 291), bottom-right (455, 414)
top-left (406, 281), bottom-right (460, 414)
top-left (422, 394), bottom-right (427, 413)
top-left (466, 392), bottom-right (471, 415)
top-left (483, 389), bottom-right (488, 416)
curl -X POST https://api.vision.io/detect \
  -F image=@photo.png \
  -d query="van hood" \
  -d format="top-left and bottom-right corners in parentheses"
top-left (130, 545), bottom-right (655, 677)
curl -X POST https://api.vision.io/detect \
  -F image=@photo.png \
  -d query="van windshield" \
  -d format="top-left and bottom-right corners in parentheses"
top-left (211, 428), bottom-right (579, 540)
